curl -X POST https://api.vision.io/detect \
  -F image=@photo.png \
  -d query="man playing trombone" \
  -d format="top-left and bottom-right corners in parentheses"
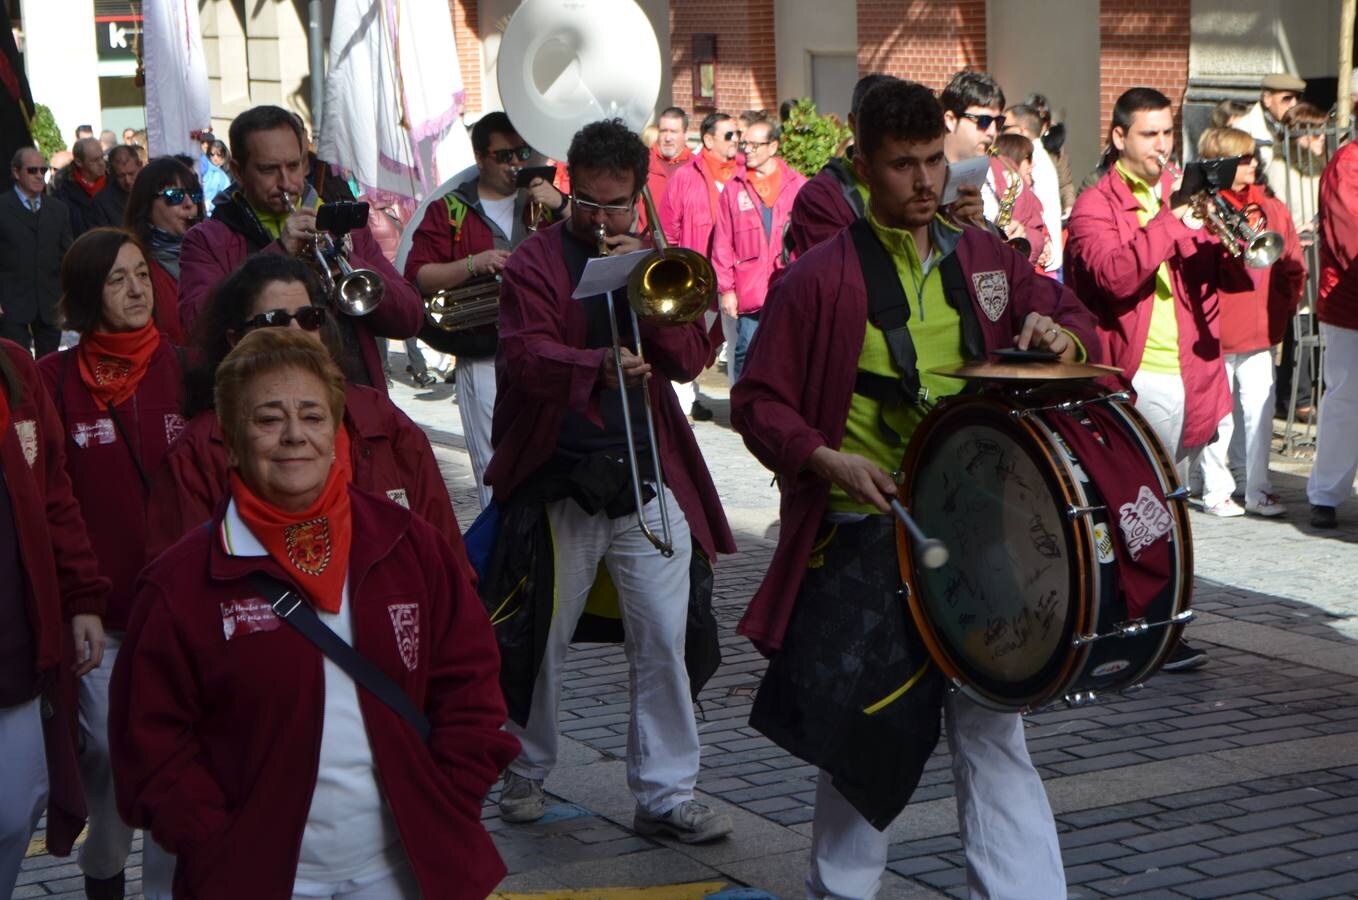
top-left (178, 104), bottom-right (422, 393)
top-left (485, 118), bottom-right (736, 843)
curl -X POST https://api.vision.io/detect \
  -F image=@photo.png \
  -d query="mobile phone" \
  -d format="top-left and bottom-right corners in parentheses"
top-left (315, 201), bottom-right (370, 235)
top-left (514, 165), bottom-right (557, 189)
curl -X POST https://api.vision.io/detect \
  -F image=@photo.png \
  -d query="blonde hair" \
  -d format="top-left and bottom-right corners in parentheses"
top-left (641, 124), bottom-right (659, 148)
top-left (1197, 126), bottom-right (1255, 160)
top-left (215, 327), bottom-right (347, 462)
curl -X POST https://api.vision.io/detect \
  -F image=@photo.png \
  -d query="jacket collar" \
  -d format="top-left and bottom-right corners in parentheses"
top-left (451, 174), bottom-right (529, 245)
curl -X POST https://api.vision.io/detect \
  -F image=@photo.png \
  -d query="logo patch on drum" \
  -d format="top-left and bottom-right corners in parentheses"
top-left (1092, 659), bottom-right (1131, 678)
top-left (1093, 523), bottom-right (1115, 564)
top-left (971, 271), bottom-right (1009, 322)
top-left (1117, 485), bottom-right (1172, 559)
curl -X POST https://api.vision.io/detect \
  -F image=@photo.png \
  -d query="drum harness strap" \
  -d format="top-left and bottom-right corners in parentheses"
top-left (847, 218), bottom-right (986, 445)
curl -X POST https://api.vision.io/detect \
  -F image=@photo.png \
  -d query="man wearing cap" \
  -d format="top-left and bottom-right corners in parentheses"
top-left (1239, 74), bottom-right (1305, 170)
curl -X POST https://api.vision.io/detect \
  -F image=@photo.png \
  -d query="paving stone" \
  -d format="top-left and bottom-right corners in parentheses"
top-left (1120, 823), bottom-right (1232, 853)
top-left (1276, 849), bottom-right (1358, 880)
top-left (1187, 844), bottom-right (1307, 876)
top-left (1085, 865), bottom-right (1203, 896)
top-left (1103, 843), bottom-right (1218, 874)
top-left (1214, 805), bottom-right (1323, 833)
top-left (1151, 785), bottom-right (1255, 809)
top-left (1172, 869), bottom-right (1296, 898)
top-left (1057, 821), bottom-right (1153, 849)
top-left (885, 854), bottom-right (953, 877)
top-left (1060, 841), bottom-right (1137, 867)
top-left (1058, 801), bottom-right (1164, 829)
top-left (1200, 825), bottom-right (1315, 854)
top-left (1230, 786), bottom-right (1338, 811)
top-left (1268, 872), bottom-right (1358, 899)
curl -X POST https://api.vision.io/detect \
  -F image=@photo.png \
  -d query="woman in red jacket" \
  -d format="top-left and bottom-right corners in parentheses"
top-left (109, 328), bottom-right (517, 899)
top-left (37, 227), bottom-right (185, 899)
top-left (146, 254), bottom-right (467, 569)
top-left (0, 338), bottom-right (108, 897)
top-left (122, 158), bottom-right (203, 346)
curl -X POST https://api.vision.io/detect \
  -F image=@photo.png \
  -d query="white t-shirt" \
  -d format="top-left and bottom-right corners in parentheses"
top-left (479, 194), bottom-right (516, 242)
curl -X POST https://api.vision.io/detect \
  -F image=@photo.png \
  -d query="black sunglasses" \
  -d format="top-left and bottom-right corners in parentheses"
top-left (960, 112), bottom-right (1006, 131)
top-left (157, 187), bottom-right (204, 205)
top-left (490, 147), bottom-right (534, 164)
top-left (242, 306), bottom-right (328, 332)
top-left (721, 130), bottom-right (743, 142)
top-left (20, 165), bottom-right (49, 176)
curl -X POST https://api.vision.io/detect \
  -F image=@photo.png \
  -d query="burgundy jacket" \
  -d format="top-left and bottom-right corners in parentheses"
top-left (989, 157), bottom-right (1049, 267)
top-left (177, 217), bottom-right (423, 391)
top-left (148, 259), bottom-right (187, 346)
top-left (38, 339), bottom-right (185, 630)
top-left (145, 383), bottom-right (466, 569)
top-left (786, 159), bottom-right (860, 261)
top-left (109, 487), bottom-right (518, 899)
top-left (711, 160), bottom-right (808, 314)
top-left (730, 227), bottom-right (1099, 654)
top-left (1318, 141), bottom-right (1358, 329)
top-left (1217, 191), bottom-right (1306, 354)
top-left (487, 220), bottom-right (736, 559)
top-left (1065, 166), bottom-right (1250, 450)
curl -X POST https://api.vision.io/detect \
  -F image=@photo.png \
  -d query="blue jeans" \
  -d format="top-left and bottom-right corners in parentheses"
top-left (733, 313), bottom-right (760, 383)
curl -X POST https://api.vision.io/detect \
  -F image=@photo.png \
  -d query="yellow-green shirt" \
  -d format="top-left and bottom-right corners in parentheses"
top-left (1116, 161), bottom-right (1179, 374)
top-left (828, 213), bottom-right (967, 513)
top-left (248, 194), bottom-right (323, 240)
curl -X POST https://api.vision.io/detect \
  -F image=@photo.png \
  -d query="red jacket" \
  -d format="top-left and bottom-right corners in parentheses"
top-left (1065, 166), bottom-right (1251, 450)
top-left (38, 339), bottom-right (184, 630)
top-left (145, 383), bottom-right (466, 568)
top-left (1318, 141), bottom-right (1358, 329)
top-left (488, 221), bottom-right (736, 560)
top-left (659, 154), bottom-right (724, 255)
top-left (177, 217), bottom-right (423, 392)
top-left (109, 488), bottom-right (518, 899)
top-left (786, 158), bottom-right (861, 261)
top-left (403, 179), bottom-right (538, 281)
top-left (729, 227), bottom-right (1099, 653)
top-left (148, 259), bottom-right (186, 346)
top-left (711, 160), bottom-right (808, 314)
top-left (1217, 189), bottom-right (1306, 354)
top-left (647, 144), bottom-right (694, 207)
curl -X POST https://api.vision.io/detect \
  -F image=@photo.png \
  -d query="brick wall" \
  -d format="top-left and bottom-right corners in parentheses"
top-left (1098, 0), bottom-right (1190, 147)
top-left (450, 0), bottom-right (482, 115)
top-left (669, 0), bottom-right (778, 117)
top-left (857, 0), bottom-right (988, 91)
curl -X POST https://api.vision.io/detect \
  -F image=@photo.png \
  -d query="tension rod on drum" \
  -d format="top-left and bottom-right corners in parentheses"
top-left (1072, 609), bottom-right (1195, 647)
top-left (889, 499), bottom-right (949, 569)
top-left (1010, 391), bottom-right (1132, 418)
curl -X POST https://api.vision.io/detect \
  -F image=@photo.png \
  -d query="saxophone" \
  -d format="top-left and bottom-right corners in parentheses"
top-left (991, 155), bottom-right (1031, 258)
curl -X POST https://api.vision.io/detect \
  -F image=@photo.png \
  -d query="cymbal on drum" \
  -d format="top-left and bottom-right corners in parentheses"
top-left (929, 359), bottom-right (1123, 381)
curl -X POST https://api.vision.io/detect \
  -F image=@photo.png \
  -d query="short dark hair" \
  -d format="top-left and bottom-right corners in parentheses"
top-left (1099, 87), bottom-right (1172, 171)
top-left (108, 145), bottom-right (139, 168)
top-left (566, 118), bottom-right (648, 197)
top-left (659, 106), bottom-right (689, 130)
top-left (940, 71), bottom-right (1006, 118)
top-left (852, 74), bottom-right (899, 120)
top-left (1210, 99), bottom-right (1251, 128)
top-left (993, 133), bottom-right (1034, 166)
top-left (124, 157), bottom-right (202, 243)
top-left (59, 228), bottom-right (147, 335)
top-left (472, 112), bottom-right (519, 156)
top-left (208, 139), bottom-right (230, 162)
top-left (1005, 105), bottom-right (1043, 138)
top-left (228, 105), bottom-right (308, 168)
top-left (700, 112), bottom-right (733, 137)
top-left (1024, 94), bottom-right (1053, 126)
top-left (856, 80), bottom-right (946, 159)
top-left (73, 137), bottom-right (102, 164)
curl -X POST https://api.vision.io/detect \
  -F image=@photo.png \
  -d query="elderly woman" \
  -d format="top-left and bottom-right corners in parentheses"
top-left (146, 254), bottom-right (466, 567)
top-left (35, 227), bottom-right (184, 899)
top-left (1194, 127), bottom-right (1306, 518)
top-left (0, 337), bottom-right (108, 896)
top-left (109, 328), bottom-right (517, 899)
top-left (123, 158), bottom-right (204, 345)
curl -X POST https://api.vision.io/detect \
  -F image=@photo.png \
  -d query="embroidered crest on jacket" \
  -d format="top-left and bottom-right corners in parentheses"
top-left (388, 603), bottom-right (420, 671)
top-left (163, 413), bottom-right (187, 445)
top-left (386, 488), bottom-right (410, 509)
top-left (15, 420), bottom-right (37, 466)
top-left (971, 271), bottom-right (1009, 322)
top-left (284, 518), bottom-right (332, 575)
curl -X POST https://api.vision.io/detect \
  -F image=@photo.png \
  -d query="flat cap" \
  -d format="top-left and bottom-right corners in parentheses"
top-left (1262, 73), bottom-right (1306, 92)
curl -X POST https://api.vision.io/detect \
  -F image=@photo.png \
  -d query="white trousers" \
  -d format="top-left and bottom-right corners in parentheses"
top-left (720, 311), bottom-right (739, 387)
top-left (507, 487), bottom-right (700, 815)
top-left (292, 858), bottom-right (419, 899)
top-left (455, 356), bottom-right (497, 511)
top-left (141, 837), bottom-right (176, 900)
top-left (1200, 349), bottom-right (1276, 506)
top-left (78, 632), bottom-right (133, 879)
top-left (0, 697), bottom-right (47, 897)
top-left (1309, 322), bottom-right (1358, 507)
top-left (806, 693), bottom-right (1064, 900)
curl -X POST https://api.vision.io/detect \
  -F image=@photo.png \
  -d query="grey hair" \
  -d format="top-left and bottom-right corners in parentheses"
top-left (10, 146), bottom-right (41, 171)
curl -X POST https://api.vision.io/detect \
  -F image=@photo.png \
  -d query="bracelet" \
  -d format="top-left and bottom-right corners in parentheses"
top-left (553, 192), bottom-right (570, 216)
top-left (466, 256), bottom-right (476, 276)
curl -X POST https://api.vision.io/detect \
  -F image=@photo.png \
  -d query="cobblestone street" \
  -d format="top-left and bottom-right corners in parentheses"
top-left (18, 361), bottom-right (1358, 899)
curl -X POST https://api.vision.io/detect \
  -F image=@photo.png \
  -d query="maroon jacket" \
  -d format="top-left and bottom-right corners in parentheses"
top-left (786, 158), bottom-right (861, 260)
top-left (1065, 166), bottom-right (1250, 450)
top-left (109, 487), bottom-right (518, 899)
top-left (730, 227), bottom-right (1099, 653)
top-left (145, 382), bottom-right (466, 569)
top-left (1217, 191), bottom-right (1306, 354)
top-left (488, 221), bottom-right (736, 559)
top-left (1318, 141), bottom-right (1358, 329)
top-left (148, 259), bottom-right (187, 346)
top-left (989, 157), bottom-right (1049, 267)
top-left (38, 339), bottom-right (185, 630)
top-left (177, 217), bottom-right (423, 392)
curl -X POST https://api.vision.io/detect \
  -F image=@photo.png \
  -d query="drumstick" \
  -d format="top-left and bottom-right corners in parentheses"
top-left (890, 499), bottom-right (949, 569)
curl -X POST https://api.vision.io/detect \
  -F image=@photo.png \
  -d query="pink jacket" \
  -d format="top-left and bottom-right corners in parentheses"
top-left (711, 160), bottom-right (807, 314)
top-left (659, 155), bottom-right (722, 255)
top-left (1065, 165), bottom-right (1251, 450)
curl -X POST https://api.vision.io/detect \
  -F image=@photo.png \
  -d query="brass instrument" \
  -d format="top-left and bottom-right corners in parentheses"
top-left (285, 191), bottom-right (385, 316)
top-left (991, 154), bottom-right (1031, 258)
top-left (1155, 154), bottom-right (1284, 268)
top-left (426, 277), bottom-right (501, 333)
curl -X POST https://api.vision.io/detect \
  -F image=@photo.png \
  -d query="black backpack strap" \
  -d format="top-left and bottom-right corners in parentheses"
top-left (936, 251), bottom-right (987, 363)
top-left (248, 571), bottom-right (432, 743)
top-left (847, 219), bottom-right (921, 446)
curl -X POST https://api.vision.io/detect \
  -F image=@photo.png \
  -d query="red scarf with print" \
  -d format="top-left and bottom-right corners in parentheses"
top-left (700, 148), bottom-right (738, 217)
top-left (748, 164), bottom-right (783, 209)
top-left (77, 321), bottom-right (161, 409)
top-left (73, 169), bottom-right (106, 198)
top-left (230, 428), bottom-right (353, 614)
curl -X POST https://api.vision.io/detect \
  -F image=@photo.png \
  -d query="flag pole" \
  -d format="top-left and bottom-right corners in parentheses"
top-left (1339, 0), bottom-right (1355, 132)
top-left (309, 0), bottom-right (325, 131)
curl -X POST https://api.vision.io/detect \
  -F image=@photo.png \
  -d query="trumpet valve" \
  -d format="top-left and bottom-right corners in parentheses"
top-left (595, 225), bottom-right (609, 256)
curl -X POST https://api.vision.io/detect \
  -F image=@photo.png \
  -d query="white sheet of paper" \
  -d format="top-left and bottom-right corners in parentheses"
top-left (571, 249), bottom-right (652, 299)
top-left (940, 156), bottom-right (991, 206)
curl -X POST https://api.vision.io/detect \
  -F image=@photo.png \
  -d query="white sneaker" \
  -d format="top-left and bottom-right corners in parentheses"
top-left (634, 800), bottom-right (733, 844)
top-left (1246, 492), bottom-right (1287, 517)
top-left (1204, 498), bottom-right (1246, 518)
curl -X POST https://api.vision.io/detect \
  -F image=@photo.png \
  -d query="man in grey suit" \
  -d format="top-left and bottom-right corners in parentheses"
top-left (0, 148), bottom-right (72, 356)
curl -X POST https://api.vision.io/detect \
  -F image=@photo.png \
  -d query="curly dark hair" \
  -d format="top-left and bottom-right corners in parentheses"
top-left (567, 119), bottom-right (649, 196)
top-left (856, 81), bottom-right (946, 159)
top-left (940, 71), bottom-right (1006, 118)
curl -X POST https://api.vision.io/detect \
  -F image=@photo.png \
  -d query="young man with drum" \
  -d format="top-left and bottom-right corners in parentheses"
top-left (731, 79), bottom-right (1099, 899)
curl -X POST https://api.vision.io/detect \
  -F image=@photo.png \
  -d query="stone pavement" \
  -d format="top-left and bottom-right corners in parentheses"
top-left (17, 360), bottom-right (1358, 899)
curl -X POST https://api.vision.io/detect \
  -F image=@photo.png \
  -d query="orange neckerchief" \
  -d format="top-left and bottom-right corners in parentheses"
top-left (700, 148), bottom-right (738, 217)
top-left (230, 428), bottom-right (353, 614)
top-left (652, 143), bottom-right (693, 170)
top-left (1221, 182), bottom-right (1266, 210)
top-left (747, 164), bottom-right (783, 209)
top-left (73, 169), bottom-right (106, 198)
top-left (76, 321), bottom-right (161, 409)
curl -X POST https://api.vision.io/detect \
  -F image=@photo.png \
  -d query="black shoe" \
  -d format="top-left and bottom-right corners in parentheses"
top-left (85, 870), bottom-right (126, 900)
top-left (1161, 639), bottom-right (1208, 672)
top-left (1311, 504), bottom-right (1338, 529)
top-left (690, 400), bottom-right (714, 422)
top-left (407, 365), bottom-right (437, 388)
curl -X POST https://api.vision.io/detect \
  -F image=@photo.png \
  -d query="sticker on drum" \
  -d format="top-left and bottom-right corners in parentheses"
top-left (1091, 659), bottom-right (1131, 678)
top-left (1092, 522), bottom-right (1115, 564)
top-left (1052, 433), bottom-right (1089, 483)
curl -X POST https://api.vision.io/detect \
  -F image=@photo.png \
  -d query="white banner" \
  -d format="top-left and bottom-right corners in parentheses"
top-left (143, 0), bottom-right (212, 158)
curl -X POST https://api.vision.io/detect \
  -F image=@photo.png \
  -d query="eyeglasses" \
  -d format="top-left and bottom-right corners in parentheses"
top-left (571, 195), bottom-right (634, 215)
top-left (739, 140), bottom-right (771, 150)
top-left (242, 306), bottom-right (328, 332)
top-left (157, 187), bottom-right (204, 205)
top-left (1236, 153), bottom-right (1256, 165)
top-left (490, 146), bottom-right (534, 164)
top-left (19, 165), bottom-right (49, 175)
top-left (960, 112), bottom-right (1006, 132)
top-left (720, 130), bottom-right (743, 142)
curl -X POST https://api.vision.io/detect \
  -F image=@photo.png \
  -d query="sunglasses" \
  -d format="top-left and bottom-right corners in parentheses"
top-left (490, 146), bottom-right (534, 164)
top-left (960, 112), bottom-right (1006, 132)
top-left (571, 195), bottom-right (634, 215)
top-left (157, 187), bottom-right (204, 205)
top-left (1236, 153), bottom-right (1256, 165)
top-left (19, 165), bottom-right (49, 175)
top-left (242, 306), bottom-right (328, 332)
top-left (721, 130), bottom-right (743, 142)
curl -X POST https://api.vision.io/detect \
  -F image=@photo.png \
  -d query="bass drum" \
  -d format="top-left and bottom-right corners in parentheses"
top-left (895, 384), bottom-right (1193, 712)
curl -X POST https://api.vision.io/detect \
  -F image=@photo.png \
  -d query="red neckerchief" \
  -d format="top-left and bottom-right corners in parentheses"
top-left (652, 143), bottom-right (693, 171)
top-left (230, 428), bottom-right (353, 614)
top-left (76, 321), bottom-right (161, 409)
top-left (73, 169), bottom-right (106, 198)
top-left (700, 148), bottom-right (738, 217)
top-left (1220, 182), bottom-right (1266, 210)
top-left (748, 163), bottom-right (783, 209)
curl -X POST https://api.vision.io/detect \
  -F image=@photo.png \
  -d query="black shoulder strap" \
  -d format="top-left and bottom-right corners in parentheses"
top-left (936, 251), bottom-right (987, 363)
top-left (248, 571), bottom-right (432, 743)
top-left (847, 219), bottom-right (920, 445)
top-left (103, 401), bottom-right (151, 493)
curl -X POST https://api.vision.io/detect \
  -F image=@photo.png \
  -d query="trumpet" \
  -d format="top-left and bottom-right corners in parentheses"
top-left (1193, 191), bottom-right (1285, 269)
top-left (285, 191), bottom-right (386, 316)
